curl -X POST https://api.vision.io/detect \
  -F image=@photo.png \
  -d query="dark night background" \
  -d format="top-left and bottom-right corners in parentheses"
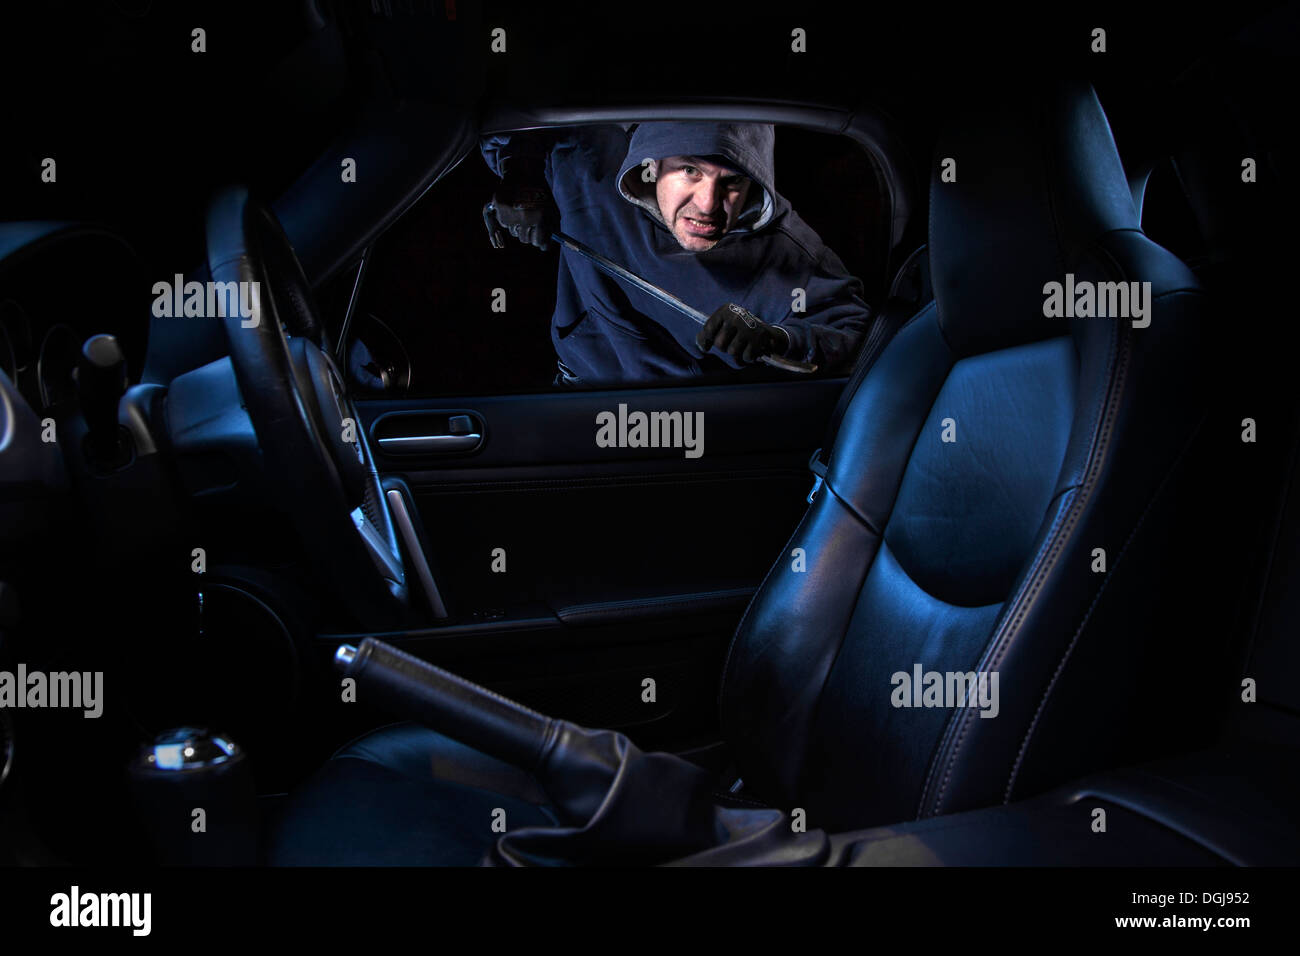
top-left (1, 0), bottom-right (1290, 396)
top-left (0, 0), bottom-right (1288, 281)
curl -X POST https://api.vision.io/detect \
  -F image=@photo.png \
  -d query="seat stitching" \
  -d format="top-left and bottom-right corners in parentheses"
top-left (718, 322), bottom-right (949, 802)
top-left (928, 329), bottom-right (1125, 815)
top-left (919, 221), bottom-right (1179, 814)
top-left (921, 99), bottom-right (1079, 817)
top-left (917, 489), bottom-right (1076, 815)
top-left (717, 485), bottom-right (875, 804)
top-left (1002, 414), bottom-right (1207, 802)
top-left (925, 273), bottom-right (1206, 812)
top-left (918, 313), bottom-right (1125, 817)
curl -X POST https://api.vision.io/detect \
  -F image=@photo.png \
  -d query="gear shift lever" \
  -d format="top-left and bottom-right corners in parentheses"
top-left (75, 333), bottom-right (129, 467)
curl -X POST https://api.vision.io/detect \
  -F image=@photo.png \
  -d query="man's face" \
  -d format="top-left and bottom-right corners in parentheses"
top-left (654, 155), bottom-right (753, 251)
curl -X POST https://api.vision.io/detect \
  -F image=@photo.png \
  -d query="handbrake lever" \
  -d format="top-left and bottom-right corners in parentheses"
top-left (335, 639), bottom-right (554, 771)
top-left (333, 637), bottom-right (832, 865)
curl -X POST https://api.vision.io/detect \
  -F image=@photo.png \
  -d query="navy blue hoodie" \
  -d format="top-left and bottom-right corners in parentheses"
top-left (482, 123), bottom-right (871, 385)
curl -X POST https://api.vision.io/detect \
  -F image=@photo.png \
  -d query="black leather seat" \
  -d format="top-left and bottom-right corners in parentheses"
top-left (270, 81), bottom-right (1210, 864)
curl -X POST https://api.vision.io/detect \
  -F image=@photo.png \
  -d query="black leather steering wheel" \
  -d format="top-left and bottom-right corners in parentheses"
top-left (205, 185), bottom-right (409, 627)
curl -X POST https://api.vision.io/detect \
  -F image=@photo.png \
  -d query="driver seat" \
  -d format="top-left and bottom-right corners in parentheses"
top-left (270, 81), bottom-right (1211, 864)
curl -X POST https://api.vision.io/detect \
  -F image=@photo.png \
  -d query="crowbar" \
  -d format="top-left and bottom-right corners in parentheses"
top-left (482, 202), bottom-right (817, 374)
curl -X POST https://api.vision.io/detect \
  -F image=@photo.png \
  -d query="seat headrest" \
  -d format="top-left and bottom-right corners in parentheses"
top-left (930, 81), bottom-right (1140, 355)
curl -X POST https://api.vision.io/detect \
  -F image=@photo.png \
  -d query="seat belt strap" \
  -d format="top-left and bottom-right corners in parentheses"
top-left (808, 300), bottom-right (913, 503)
top-left (808, 245), bottom-right (931, 503)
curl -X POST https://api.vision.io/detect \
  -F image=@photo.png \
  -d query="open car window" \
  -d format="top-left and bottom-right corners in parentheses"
top-left (342, 123), bottom-right (890, 398)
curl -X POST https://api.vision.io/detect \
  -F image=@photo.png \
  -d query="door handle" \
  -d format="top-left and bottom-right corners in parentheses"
top-left (373, 412), bottom-right (484, 456)
top-left (377, 432), bottom-right (482, 453)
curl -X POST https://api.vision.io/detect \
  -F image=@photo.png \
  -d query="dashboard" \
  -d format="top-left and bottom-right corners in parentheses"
top-left (0, 223), bottom-right (148, 419)
top-left (0, 299), bottom-right (83, 416)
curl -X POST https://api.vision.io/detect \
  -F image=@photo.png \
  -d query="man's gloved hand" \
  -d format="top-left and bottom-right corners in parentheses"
top-left (696, 303), bottom-right (791, 364)
top-left (484, 159), bottom-right (557, 251)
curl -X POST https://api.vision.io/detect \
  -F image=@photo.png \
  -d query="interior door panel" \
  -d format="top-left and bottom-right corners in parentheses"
top-left (345, 377), bottom-right (843, 747)
top-left (359, 378), bottom-right (841, 614)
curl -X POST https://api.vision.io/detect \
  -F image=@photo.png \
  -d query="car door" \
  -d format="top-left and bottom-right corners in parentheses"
top-left (327, 120), bottom-right (898, 754)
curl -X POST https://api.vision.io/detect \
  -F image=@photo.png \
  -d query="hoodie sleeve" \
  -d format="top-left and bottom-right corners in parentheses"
top-left (480, 131), bottom-right (557, 179)
top-left (482, 126), bottom-right (632, 183)
top-left (776, 247), bottom-right (873, 374)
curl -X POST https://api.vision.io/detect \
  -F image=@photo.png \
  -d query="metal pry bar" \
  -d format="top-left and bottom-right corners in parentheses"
top-left (549, 230), bottom-right (818, 374)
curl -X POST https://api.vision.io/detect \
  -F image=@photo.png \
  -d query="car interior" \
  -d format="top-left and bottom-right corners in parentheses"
top-left (1, 1), bottom-right (1297, 872)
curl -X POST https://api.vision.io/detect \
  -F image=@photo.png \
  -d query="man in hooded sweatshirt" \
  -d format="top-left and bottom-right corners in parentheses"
top-left (482, 122), bottom-right (872, 386)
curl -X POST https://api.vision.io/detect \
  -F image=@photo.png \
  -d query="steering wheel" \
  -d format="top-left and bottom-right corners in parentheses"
top-left (205, 185), bottom-right (409, 627)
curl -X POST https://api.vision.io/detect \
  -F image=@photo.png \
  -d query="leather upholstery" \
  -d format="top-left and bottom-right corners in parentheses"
top-left (827, 743), bottom-right (1300, 866)
top-left (269, 723), bottom-right (557, 865)
top-left (271, 80), bottom-right (1210, 861)
top-left (719, 81), bottom-right (1207, 831)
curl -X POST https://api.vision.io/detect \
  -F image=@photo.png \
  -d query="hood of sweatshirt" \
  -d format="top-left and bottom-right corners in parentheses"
top-left (616, 121), bottom-right (782, 237)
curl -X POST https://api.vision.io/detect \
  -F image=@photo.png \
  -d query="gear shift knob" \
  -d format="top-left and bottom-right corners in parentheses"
top-left (129, 727), bottom-right (258, 865)
top-left (76, 333), bottom-right (128, 466)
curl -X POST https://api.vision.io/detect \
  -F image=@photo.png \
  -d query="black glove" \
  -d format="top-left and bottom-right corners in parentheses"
top-left (696, 303), bottom-right (791, 364)
top-left (484, 159), bottom-right (557, 251)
